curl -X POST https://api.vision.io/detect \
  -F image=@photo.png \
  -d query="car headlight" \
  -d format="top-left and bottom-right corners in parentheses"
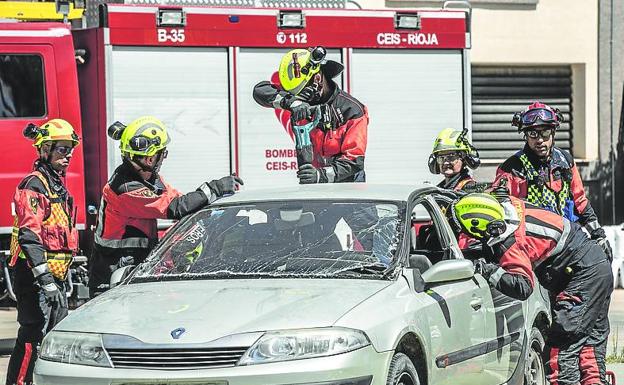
top-left (39, 331), bottom-right (112, 367)
top-left (238, 327), bottom-right (370, 365)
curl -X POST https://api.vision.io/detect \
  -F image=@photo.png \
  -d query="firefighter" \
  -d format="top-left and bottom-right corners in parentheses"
top-left (88, 116), bottom-right (243, 297)
top-left (6, 119), bottom-right (80, 385)
top-left (493, 101), bottom-right (612, 261)
top-left (253, 46), bottom-right (368, 184)
top-left (428, 128), bottom-right (481, 191)
top-left (450, 193), bottom-right (612, 385)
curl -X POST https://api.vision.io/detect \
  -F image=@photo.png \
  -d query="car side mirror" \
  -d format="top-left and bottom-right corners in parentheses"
top-left (110, 265), bottom-right (135, 289)
top-left (421, 259), bottom-right (474, 286)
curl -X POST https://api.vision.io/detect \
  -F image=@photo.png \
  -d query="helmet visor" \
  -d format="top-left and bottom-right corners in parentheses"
top-left (521, 108), bottom-right (557, 126)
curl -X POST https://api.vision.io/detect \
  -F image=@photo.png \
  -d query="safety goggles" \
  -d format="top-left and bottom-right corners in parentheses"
top-left (525, 128), bottom-right (554, 139)
top-left (53, 146), bottom-right (74, 156)
top-left (436, 153), bottom-right (463, 165)
top-left (521, 108), bottom-right (558, 126)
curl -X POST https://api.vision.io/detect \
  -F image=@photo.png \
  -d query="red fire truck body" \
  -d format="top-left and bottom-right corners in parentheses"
top-left (0, 4), bottom-right (471, 251)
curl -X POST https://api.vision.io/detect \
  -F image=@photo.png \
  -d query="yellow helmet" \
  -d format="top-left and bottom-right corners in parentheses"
top-left (431, 128), bottom-right (470, 155)
top-left (23, 119), bottom-right (80, 148)
top-left (108, 116), bottom-right (170, 157)
top-left (450, 193), bottom-right (505, 239)
top-left (278, 48), bottom-right (323, 95)
top-left (428, 128), bottom-right (480, 174)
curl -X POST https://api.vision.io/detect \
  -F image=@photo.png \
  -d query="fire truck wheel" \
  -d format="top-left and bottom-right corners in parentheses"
top-left (386, 352), bottom-right (421, 385)
top-left (525, 327), bottom-right (546, 385)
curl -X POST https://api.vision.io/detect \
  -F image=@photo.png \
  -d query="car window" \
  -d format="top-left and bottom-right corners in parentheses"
top-left (131, 200), bottom-right (407, 282)
top-left (0, 54), bottom-right (46, 118)
top-left (410, 202), bottom-right (446, 265)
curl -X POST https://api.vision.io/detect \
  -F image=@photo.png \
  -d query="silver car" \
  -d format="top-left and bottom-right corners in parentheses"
top-left (35, 184), bottom-right (550, 385)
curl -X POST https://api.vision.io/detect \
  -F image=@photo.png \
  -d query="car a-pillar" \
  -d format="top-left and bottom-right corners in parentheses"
top-left (391, 333), bottom-right (427, 385)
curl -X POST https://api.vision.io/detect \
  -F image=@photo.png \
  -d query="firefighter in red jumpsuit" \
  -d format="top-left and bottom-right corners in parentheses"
top-left (450, 193), bottom-right (612, 385)
top-left (253, 46), bottom-right (368, 184)
top-left (7, 119), bottom-right (80, 385)
top-left (493, 101), bottom-right (612, 260)
top-left (88, 116), bottom-right (242, 297)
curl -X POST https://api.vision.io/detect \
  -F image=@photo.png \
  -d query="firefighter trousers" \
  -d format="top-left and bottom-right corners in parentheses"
top-left (5, 283), bottom-right (68, 385)
top-left (544, 257), bottom-right (613, 385)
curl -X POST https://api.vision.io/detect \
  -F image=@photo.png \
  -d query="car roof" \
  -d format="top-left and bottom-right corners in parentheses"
top-left (213, 183), bottom-right (436, 205)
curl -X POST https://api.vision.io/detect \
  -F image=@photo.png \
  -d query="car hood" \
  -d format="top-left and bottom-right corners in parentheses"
top-left (56, 279), bottom-right (391, 344)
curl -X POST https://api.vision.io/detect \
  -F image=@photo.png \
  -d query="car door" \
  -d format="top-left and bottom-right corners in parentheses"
top-left (412, 197), bottom-right (497, 385)
top-left (427, 193), bottom-right (527, 383)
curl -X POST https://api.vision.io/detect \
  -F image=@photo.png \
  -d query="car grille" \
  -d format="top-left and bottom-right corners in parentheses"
top-left (107, 346), bottom-right (249, 370)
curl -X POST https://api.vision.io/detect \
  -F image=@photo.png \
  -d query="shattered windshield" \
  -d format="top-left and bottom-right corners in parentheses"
top-left (131, 200), bottom-right (406, 282)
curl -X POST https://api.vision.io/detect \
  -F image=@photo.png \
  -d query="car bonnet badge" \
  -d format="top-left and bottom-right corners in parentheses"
top-left (171, 327), bottom-right (186, 339)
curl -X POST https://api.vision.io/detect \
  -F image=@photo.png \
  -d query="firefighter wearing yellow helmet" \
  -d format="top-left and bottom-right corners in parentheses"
top-left (428, 128), bottom-right (481, 191)
top-left (89, 116), bottom-right (243, 297)
top-left (449, 192), bottom-right (613, 385)
top-left (253, 46), bottom-right (369, 184)
top-left (7, 118), bottom-right (80, 385)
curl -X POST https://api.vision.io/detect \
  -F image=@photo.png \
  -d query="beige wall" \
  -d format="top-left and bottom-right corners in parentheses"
top-left (356, 0), bottom-right (599, 160)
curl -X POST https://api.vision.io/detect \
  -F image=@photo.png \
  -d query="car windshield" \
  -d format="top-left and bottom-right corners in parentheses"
top-left (130, 200), bottom-right (406, 282)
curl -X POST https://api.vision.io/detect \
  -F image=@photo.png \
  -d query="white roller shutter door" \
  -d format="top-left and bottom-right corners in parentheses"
top-left (350, 50), bottom-right (464, 184)
top-left (107, 47), bottom-right (231, 193)
top-left (237, 48), bottom-right (342, 187)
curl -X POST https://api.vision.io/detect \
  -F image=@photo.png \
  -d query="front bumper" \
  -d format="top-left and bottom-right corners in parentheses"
top-left (34, 345), bottom-right (391, 385)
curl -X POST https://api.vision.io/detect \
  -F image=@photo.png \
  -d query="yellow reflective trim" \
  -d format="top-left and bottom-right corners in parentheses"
top-left (0, 2), bottom-right (84, 21)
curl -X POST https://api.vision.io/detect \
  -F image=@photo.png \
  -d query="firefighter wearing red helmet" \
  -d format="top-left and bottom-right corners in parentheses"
top-left (450, 193), bottom-right (612, 385)
top-left (253, 47), bottom-right (368, 184)
top-left (493, 101), bottom-right (612, 261)
top-left (88, 117), bottom-right (243, 297)
top-left (6, 119), bottom-right (80, 385)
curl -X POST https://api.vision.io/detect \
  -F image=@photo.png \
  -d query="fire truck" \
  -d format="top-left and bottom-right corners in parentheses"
top-left (0, 0), bottom-right (472, 302)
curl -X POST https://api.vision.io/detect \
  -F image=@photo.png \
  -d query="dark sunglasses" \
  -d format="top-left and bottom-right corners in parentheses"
top-left (53, 146), bottom-right (74, 156)
top-left (525, 128), bottom-right (554, 139)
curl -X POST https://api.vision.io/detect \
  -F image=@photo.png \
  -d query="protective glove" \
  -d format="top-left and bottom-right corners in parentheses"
top-left (207, 175), bottom-right (244, 197)
top-left (472, 258), bottom-right (499, 280)
top-left (296, 86), bottom-right (320, 103)
top-left (287, 100), bottom-right (313, 122)
top-left (116, 255), bottom-right (135, 269)
top-left (591, 228), bottom-right (613, 263)
top-left (38, 274), bottom-right (63, 307)
top-left (297, 164), bottom-right (321, 184)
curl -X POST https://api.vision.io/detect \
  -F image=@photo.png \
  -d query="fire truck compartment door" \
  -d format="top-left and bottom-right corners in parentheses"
top-left (107, 47), bottom-right (230, 192)
top-left (236, 48), bottom-right (342, 187)
top-left (350, 50), bottom-right (464, 184)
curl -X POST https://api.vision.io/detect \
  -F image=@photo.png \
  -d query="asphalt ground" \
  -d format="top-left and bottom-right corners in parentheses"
top-left (0, 291), bottom-right (621, 383)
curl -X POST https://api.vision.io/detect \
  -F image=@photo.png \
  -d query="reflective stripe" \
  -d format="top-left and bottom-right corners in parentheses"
top-left (94, 232), bottom-right (151, 249)
top-left (31, 263), bottom-right (49, 278)
top-left (16, 342), bottom-right (32, 385)
top-left (525, 222), bottom-right (562, 241)
top-left (488, 267), bottom-right (506, 287)
top-left (585, 220), bottom-right (600, 232)
top-left (198, 182), bottom-right (217, 204)
top-left (324, 167), bottom-right (335, 183)
top-left (548, 219), bottom-right (570, 257)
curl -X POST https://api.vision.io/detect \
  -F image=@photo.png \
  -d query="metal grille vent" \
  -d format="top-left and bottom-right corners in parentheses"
top-left (471, 66), bottom-right (573, 159)
top-left (107, 346), bottom-right (249, 370)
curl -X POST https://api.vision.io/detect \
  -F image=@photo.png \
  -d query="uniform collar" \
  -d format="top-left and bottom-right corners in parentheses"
top-left (522, 144), bottom-right (569, 170)
top-left (437, 168), bottom-right (471, 190)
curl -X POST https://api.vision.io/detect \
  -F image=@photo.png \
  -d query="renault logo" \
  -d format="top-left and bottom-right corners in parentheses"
top-left (171, 327), bottom-right (186, 339)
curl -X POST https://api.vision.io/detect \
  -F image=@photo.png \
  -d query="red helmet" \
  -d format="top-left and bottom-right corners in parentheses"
top-left (511, 101), bottom-right (563, 132)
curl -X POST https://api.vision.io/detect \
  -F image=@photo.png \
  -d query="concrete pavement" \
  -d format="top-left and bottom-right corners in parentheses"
top-left (0, 291), bottom-right (621, 384)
